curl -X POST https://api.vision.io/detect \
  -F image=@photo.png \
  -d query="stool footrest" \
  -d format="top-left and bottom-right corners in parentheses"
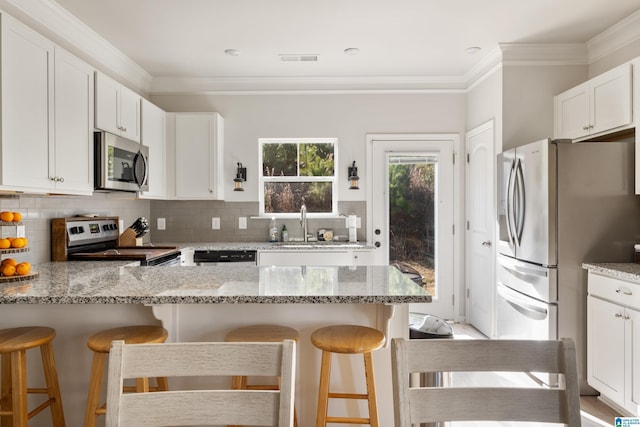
top-left (28, 397), bottom-right (56, 420)
top-left (328, 392), bottom-right (369, 400)
top-left (27, 387), bottom-right (49, 394)
top-left (326, 416), bottom-right (371, 424)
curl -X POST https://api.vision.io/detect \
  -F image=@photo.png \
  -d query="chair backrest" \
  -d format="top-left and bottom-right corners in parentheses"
top-left (390, 337), bottom-right (581, 426)
top-left (105, 339), bottom-right (296, 427)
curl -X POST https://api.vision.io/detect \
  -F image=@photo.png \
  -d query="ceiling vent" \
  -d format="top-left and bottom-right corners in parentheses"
top-left (279, 54), bottom-right (319, 62)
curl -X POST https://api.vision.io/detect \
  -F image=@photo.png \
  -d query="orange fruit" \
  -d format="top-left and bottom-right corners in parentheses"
top-left (11, 212), bottom-right (22, 222)
top-left (1, 264), bottom-right (15, 276)
top-left (0, 238), bottom-right (10, 249)
top-left (1, 258), bottom-right (17, 267)
top-left (0, 211), bottom-right (13, 222)
top-left (16, 262), bottom-right (31, 276)
top-left (10, 238), bottom-right (25, 249)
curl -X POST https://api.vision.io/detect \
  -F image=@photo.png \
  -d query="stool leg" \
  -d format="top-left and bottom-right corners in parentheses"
top-left (1, 354), bottom-right (12, 427)
top-left (40, 342), bottom-right (66, 427)
top-left (315, 350), bottom-right (332, 427)
top-left (11, 351), bottom-right (27, 427)
top-left (84, 352), bottom-right (106, 427)
top-left (363, 352), bottom-right (379, 427)
top-left (156, 377), bottom-right (169, 392)
top-left (228, 376), bottom-right (248, 427)
top-left (135, 378), bottom-right (149, 393)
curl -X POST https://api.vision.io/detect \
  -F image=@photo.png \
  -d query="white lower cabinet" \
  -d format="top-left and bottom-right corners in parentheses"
top-left (587, 271), bottom-right (640, 415)
top-left (258, 249), bottom-right (372, 266)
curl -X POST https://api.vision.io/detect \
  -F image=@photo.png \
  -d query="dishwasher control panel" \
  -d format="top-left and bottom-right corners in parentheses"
top-left (193, 250), bottom-right (257, 264)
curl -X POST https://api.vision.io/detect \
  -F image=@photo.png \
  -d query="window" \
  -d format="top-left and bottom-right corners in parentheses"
top-left (259, 138), bottom-right (337, 217)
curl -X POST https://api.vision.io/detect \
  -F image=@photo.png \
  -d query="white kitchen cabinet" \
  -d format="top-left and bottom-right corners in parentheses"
top-left (587, 271), bottom-right (640, 415)
top-left (0, 14), bottom-right (93, 195)
top-left (95, 71), bottom-right (141, 142)
top-left (258, 249), bottom-right (372, 266)
top-left (554, 63), bottom-right (632, 140)
top-left (139, 99), bottom-right (166, 199)
top-left (171, 113), bottom-right (224, 200)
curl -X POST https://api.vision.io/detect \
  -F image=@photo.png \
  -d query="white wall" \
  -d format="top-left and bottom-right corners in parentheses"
top-left (151, 92), bottom-right (467, 203)
top-left (467, 69), bottom-right (503, 151)
top-left (589, 38), bottom-right (640, 78)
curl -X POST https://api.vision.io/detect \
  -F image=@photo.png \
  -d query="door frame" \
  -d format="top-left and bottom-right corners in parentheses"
top-left (366, 133), bottom-right (463, 321)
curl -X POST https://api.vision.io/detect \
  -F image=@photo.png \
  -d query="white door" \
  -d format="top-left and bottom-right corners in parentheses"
top-left (367, 135), bottom-right (456, 319)
top-left (465, 121), bottom-right (495, 337)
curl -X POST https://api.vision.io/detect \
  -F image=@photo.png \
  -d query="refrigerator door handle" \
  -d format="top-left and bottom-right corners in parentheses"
top-left (500, 258), bottom-right (548, 278)
top-left (505, 159), bottom-right (517, 246)
top-left (497, 283), bottom-right (548, 321)
top-left (514, 158), bottom-right (526, 246)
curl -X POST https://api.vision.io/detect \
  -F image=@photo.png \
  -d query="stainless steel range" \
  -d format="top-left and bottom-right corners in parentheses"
top-left (51, 217), bottom-right (181, 266)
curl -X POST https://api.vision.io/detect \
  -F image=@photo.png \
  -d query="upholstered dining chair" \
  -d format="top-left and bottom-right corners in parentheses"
top-left (391, 337), bottom-right (581, 426)
top-left (105, 339), bottom-right (296, 427)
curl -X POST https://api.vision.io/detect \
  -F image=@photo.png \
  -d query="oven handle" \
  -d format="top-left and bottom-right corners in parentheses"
top-left (497, 283), bottom-right (548, 321)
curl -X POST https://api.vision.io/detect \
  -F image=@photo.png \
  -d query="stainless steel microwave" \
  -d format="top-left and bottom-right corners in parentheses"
top-left (94, 131), bottom-right (149, 192)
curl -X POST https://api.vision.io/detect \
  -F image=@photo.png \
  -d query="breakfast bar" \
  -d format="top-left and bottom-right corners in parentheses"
top-left (0, 261), bottom-right (430, 426)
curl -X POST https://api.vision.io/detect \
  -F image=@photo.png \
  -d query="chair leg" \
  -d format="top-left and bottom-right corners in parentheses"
top-left (1, 354), bottom-right (12, 427)
top-left (363, 352), bottom-right (379, 427)
top-left (10, 351), bottom-right (27, 427)
top-left (84, 352), bottom-right (106, 427)
top-left (315, 350), bottom-right (332, 427)
top-left (40, 342), bottom-right (66, 427)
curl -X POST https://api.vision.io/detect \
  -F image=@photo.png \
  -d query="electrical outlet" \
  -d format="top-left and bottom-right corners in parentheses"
top-left (212, 217), bottom-right (220, 230)
top-left (238, 217), bottom-right (247, 229)
top-left (157, 218), bottom-right (166, 230)
top-left (16, 225), bottom-right (26, 238)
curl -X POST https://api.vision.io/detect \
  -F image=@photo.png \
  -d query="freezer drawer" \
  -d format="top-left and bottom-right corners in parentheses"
top-left (497, 254), bottom-right (557, 303)
top-left (496, 282), bottom-right (558, 341)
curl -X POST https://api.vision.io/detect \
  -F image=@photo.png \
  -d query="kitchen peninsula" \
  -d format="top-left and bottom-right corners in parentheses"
top-left (0, 261), bottom-right (430, 426)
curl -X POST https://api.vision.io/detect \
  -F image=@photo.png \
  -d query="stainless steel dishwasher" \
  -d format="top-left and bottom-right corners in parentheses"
top-left (193, 249), bottom-right (257, 266)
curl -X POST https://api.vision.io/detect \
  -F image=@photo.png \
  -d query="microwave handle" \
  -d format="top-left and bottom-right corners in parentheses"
top-left (133, 151), bottom-right (148, 188)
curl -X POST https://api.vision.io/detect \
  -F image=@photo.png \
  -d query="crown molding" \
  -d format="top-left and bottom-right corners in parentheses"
top-left (587, 9), bottom-right (640, 63)
top-left (499, 43), bottom-right (588, 65)
top-left (0, 0), bottom-right (152, 93)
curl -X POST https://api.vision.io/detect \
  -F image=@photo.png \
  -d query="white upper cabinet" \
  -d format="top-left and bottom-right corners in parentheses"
top-left (139, 99), bottom-right (166, 199)
top-left (169, 113), bottom-right (224, 200)
top-left (95, 71), bottom-right (141, 142)
top-left (0, 14), bottom-right (94, 195)
top-left (554, 63), bottom-right (633, 140)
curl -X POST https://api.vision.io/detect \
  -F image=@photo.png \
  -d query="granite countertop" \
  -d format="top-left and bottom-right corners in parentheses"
top-left (0, 261), bottom-right (431, 304)
top-left (163, 241), bottom-right (375, 251)
top-left (582, 262), bottom-right (640, 282)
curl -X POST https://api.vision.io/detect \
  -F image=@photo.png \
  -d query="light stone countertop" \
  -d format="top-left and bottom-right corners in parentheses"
top-left (582, 262), bottom-right (640, 282)
top-left (166, 241), bottom-right (375, 251)
top-left (0, 261), bottom-right (431, 304)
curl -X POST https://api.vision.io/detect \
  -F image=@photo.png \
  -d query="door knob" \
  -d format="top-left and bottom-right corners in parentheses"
top-left (481, 240), bottom-right (492, 247)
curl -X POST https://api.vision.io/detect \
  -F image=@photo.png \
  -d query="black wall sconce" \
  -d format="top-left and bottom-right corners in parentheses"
top-left (233, 162), bottom-right (247, 191)
top-left (348, 161), bottom-right (359, 190)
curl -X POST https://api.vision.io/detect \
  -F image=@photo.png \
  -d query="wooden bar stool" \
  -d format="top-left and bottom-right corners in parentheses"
top-left (311, 324), bottom-right (385, 427)
top-left (225, 324), bottom-right (299, 427)
top-left (83, 325), bottom-right (168, 427)
top-left (0, 326), bottom-right (66, 427)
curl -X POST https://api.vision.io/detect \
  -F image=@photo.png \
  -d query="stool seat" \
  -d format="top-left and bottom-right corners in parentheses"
top-left (0, 326), bottom-right (56, 353)
top-left (0, 326), bottom-right (66, 426)
top-left (312, 324), bottom-right (384, 427)
top-left (87, 325), bottom-right (168, 353)
top-left (225, 324), bottom-right (300, 343)
top-left (311, 325), bottom-right (385, 354)
top-left (84, 325), bottom-right (168, 427)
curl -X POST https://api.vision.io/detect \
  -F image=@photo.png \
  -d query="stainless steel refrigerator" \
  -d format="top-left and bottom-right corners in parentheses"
top-left (496, 138), bottom-right (640, 394)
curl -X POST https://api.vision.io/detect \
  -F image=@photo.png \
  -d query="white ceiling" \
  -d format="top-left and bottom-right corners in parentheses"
top-left (51, 0), bottom-right (640, 80)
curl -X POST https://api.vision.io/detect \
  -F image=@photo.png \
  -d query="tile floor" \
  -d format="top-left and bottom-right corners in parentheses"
top-left (448, 323), bottom-right (617, 427)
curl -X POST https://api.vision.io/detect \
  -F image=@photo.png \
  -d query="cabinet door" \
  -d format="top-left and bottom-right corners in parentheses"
top-left (627, 306), bottom-right (640, 414)
top-left (0, 14), bottom-right (54, 190)
top-left (119, 86), bottom-right (141, 142)
top-left (587, 295), bottom-right (625, 404)
top-left (554, 83), bottom-right (589, 140)
top-left (352, 250), bottom-right (372, 266)
top-left (175, 114), bottom-right (220, 199)
top-left (590, 63), bottom-right (632, 135)
top-left (140, 99), bottom-right (166, 199)
top-left (94, 72), bottom-right (120, 135)
top-left (53, 47), bottom-right (94, 194)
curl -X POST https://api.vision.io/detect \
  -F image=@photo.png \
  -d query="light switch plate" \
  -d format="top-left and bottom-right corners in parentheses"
top-left (238, 217), bottom-right (247, 229)
top-left (157, 218), bottom-right (166, 230)
top-left (212, 217), bottom-right (220, 229)
top-left (15, 225), bottom-right (26, 238)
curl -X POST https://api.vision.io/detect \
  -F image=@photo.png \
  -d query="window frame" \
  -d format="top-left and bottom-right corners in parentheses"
top-left (258, 137), bottom-right (339, 218)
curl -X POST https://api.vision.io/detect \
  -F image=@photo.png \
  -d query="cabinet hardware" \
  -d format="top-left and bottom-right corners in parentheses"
top-left (615, 288), bottom-right (632, 296)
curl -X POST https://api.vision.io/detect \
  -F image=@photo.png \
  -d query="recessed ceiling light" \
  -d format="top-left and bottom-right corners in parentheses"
top-left (344, 48), bottom-right (360, 56)
top-left (465, 46), bottom-right (482, 55)
top-left (224, 49), bottom-right (240, 56)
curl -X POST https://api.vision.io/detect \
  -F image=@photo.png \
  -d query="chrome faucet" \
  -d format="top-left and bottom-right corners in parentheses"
top-left (300, 197), bottom-right (308, 242)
